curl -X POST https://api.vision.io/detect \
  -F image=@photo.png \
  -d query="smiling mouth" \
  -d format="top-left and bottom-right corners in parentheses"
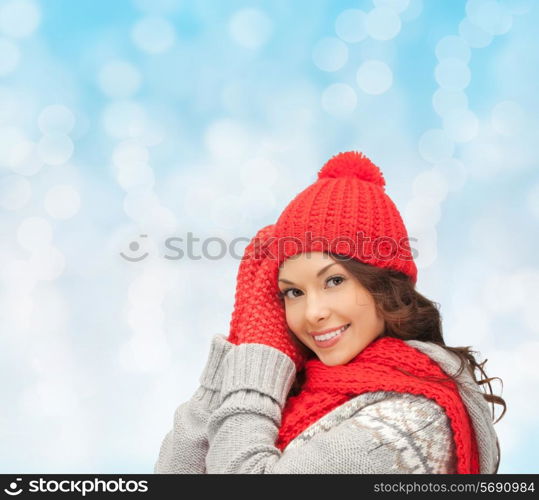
top-left (311, 323), bottom-right (351, 348)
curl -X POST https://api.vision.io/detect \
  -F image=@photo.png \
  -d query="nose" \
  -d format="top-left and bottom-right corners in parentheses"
top-left (304, 292), bottom-right (331, 326)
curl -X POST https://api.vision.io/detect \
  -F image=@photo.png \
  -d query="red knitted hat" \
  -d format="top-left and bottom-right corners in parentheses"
top-left (267, 151), bottom-right (417, 283)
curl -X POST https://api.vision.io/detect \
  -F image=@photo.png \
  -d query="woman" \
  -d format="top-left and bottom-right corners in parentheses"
top-left (154, 151), bottom-right (506, 474)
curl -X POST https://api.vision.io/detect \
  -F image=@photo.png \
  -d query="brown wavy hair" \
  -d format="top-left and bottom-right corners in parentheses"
top-left (284, 253), bottom-right (506, 472)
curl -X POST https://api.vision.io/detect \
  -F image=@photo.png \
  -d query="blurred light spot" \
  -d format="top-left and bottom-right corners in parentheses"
top-left (365, 7), bottom-right (401, 41)
top-left (29, 245), bottom-right (65, 281)
top-left (239, 187), bottom-right (276, 219)
top-left (373, 0), bottom-right (410, 11)
top-left (8, 139), bottom-right (42, 175)
top-left (458, 17), bottom-right (493, 47)
top-left (0, 126), bottom-right (37, 171)
top-left (499, 0), bottom-right (533, 15)
top-left (356, 60), bottom-right (393, 95)
top-left (239, 157), bottom-right (278, 189)
top-left (211, 195), bottom-right (245, 229)
top-left (44, 185), bottom-right (81, 220)
top-left (0, 0), bottom-right (41, 38)
top-left (112, 140), bottom-right (149, 168)
top-left (98, 60), bottom-right (142, 99)
top-left (491, 100), bottom-right (526, 136)
top-left (312, 37), bottom-right (348, 72)
top-left (102, 100), bottom-right (147, 139)
top-left (412, 169), bottom-right (449, 203)
top-left (432, 88), bottom-right (468, 117)
top-left (526, 183), bottom-right (539, 221)
top-left (37, 133), bottom-right (74, 165)
top-left (131, 16), bottom-right (175, 54)
top-left (466, 0), bottom-right (513, 35)
top-left (321, 83), bottom-right (357, 116)
top-left (0, 174), bottom-right (31, 210)
top-left (0, 37), bottom-right (20, 75)
top-left (37, 105), bottom-right (75, 135)
top-left (432, 158), bottom-right (468, 192)
top-left (418, 129), bottom-right (454, 163)
top-left (335, 9), bottom-right (368, 43)
top-left (204, 119), bottom-right (249, 161)
top-left (17, 216), bottom-right (53, 252)
top-left (435, 35), bottom-right (471, 62)
top-left (229, 8), bottom-right (272, 50)
top-left (400, 0), bottom-right (423, 21)
top-left (442, 108), bottom-right (479, 142)
top-left (434, 57), bottom-right (471, 91)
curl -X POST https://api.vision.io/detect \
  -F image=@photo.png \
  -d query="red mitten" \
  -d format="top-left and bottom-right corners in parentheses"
top-left (228, 226), bottom-right (306, 371)
top-left (228, 224), bottom-right (274, 345)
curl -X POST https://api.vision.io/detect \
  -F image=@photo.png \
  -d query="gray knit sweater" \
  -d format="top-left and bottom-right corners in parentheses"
top-left (154, 335), bottom-right (499, 474)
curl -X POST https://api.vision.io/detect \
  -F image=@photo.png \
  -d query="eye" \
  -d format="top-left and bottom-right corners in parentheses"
top-left (327, 275), bottom-right (345, 287)
top-left (279, 275), bottom-right (346, 300)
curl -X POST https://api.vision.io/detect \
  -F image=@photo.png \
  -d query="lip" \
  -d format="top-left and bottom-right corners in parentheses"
top-left (309, 323), bottom-right (350, 337)
top-left (311, 323), bottom-right (350, 349)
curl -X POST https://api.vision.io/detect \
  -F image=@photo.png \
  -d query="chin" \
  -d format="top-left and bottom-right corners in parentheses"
top-left (318, 350), bottom-right (354, 367)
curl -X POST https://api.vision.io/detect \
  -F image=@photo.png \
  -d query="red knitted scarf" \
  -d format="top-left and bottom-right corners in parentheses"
top-left (275, 336), bottom-right (480, 474)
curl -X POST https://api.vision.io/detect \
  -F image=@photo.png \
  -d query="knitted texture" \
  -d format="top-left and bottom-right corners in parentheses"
top-left (269, 151), bottom-right (417, 283)
top-left (228, 224), bottom-right (305, 370)
top-left (275, 336), bottom-right (480, 474)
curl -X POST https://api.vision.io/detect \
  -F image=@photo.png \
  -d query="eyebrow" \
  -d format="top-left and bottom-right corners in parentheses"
top-left (278, 263), bottom-right (337, 285)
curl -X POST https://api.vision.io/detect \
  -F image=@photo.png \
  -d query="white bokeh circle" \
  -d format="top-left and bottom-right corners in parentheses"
top-left (0, 0), bottom-right (41, 39)
top-left (38, 105), bottom-right (76, 135)
top-left (312, 37), bottom-right (348, 72)
top-left (321, 83), bottom-right (357, 116)
top-left (356, 60), bottom-right (393, 95)
top-left (37, 133), bottom-right (74, 165)
top-left (365, 7), bottom-right (401, 41)
top-left (44, 185), bottom-right (81, 219)
top-left (335, 9), bottom-right (368, 43)
top-left (229, 8), bottom-right (273, 49)
top-left (435, 57), bottom-right (471, 91)
top-left (98, 60), bottom-right (142, 99)
top-left (131, 16), bottom-right (175, 54)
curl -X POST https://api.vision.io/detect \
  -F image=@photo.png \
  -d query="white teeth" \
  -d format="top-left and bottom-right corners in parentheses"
top-left (314, 324), bottom-right (348, 342)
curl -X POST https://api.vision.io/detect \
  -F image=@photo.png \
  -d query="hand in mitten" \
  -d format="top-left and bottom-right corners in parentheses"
top-left (227, 224), bottom-right (274, 345)
top-left (228, 226), bottom-right (306, 371)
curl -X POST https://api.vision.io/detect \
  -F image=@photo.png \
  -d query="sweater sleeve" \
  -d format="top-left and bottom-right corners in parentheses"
top-left (206, 343), bottom-right (457, 474)
top-left (153, 334), bottom-right (234, 474)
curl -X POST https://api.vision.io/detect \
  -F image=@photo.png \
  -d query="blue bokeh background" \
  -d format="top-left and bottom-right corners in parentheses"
top-left (0, 0), bottom-right (537, 473)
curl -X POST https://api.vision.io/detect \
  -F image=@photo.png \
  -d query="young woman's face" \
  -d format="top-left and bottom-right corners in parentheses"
top-left (278, 252), bottom-right (384, 366)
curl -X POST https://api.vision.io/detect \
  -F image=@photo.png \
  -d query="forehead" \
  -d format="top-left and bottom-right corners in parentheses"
top-left (279, 252), bottom-right (335, 272)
